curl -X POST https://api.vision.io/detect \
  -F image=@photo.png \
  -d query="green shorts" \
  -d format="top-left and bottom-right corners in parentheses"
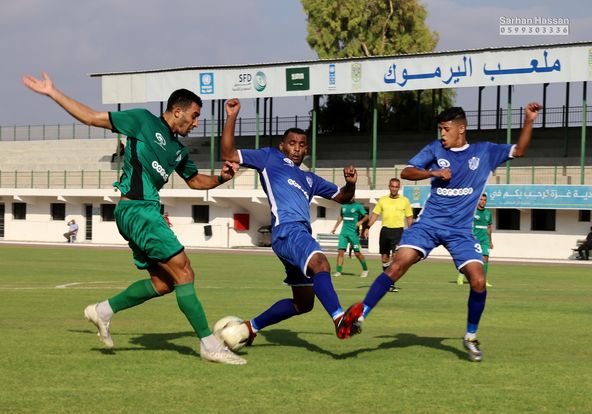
top-left (476, 237), bottom-right (490, 257)
top-left (115, 199), bottom-right (184, 269)
top-left (338, 231), bottom-right (361, 252)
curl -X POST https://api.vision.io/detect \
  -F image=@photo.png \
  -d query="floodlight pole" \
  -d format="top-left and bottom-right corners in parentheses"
top-left (210, 100), bottom-right (216, 175)
top-left (505, 85), bottom-right (512, 184)
top-left (255, 98), bottom-right (260, 189)
top-left (312, 95), bottom-right (319, 172)
top-left (371, 93), bottom-right (378, 190)
top-left (581, 81), bottom-right (587, 184)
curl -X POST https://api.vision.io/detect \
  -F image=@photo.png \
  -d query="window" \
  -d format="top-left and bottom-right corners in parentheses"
top-left (12, 202), bottom-right (26, 220)
top-left (496, 209), bottom-right (520, 230)
top-left (100, 204), bottom-right (116, 221)
top-left (578, 210), bottom-right (591, 222)
top-left (192, 205), bottom-right (210, 223)
top-left (51, 203), bottom-right (66, 221)
top-left (316, 206), bottom-right (326, 218)
top-left (531, 209), bottom-right (556, 231)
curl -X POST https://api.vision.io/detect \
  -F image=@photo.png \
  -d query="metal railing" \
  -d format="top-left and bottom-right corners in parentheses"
top-left (1, 105), bottom-right (591, 141)
top-left (1, 166), bottom-right (589, 190)
top-left (0, 115), bottom-right (311, 141)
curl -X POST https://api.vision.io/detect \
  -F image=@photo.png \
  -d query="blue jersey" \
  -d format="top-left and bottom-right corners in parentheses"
top-left (408, 140), bottom-right (514, 230)
top-left (238, 147), bottom-right (340, 227)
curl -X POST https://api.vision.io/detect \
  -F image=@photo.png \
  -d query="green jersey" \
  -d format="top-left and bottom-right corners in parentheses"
top-left (339, 202), bottom-right (367, 234)
top-left (473, 207), bottom-right (492, 244)
top-left (110, 109), bottom-right (198, 202)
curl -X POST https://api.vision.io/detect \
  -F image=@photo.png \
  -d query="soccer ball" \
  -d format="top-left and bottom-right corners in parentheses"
top-left (212, 315), bottom-right (250, 352)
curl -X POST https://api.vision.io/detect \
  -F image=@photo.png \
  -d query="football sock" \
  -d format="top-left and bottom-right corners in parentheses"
top-left (108, 279), bottom-right (160, 313)
top-left (362, 273), bottom-right (394, 318)
top-left (336, 265), bottom-right (343, 273)
top-left (483, 261), bottom-right (489, 276)
top-left (313, 271), bottom-right (343, 319)
top-left (252, 298), bottom-right (298, 331)
top-left (175, 282), bottom-right (211, 338)
top-left (360, 260), bottom-right (368, 271)
top-left (467, 288), bottom-right (487, 335)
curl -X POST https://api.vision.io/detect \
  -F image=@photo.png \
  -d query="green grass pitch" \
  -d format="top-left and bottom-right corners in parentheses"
top-left (0, 245), bottom-right (590, 413)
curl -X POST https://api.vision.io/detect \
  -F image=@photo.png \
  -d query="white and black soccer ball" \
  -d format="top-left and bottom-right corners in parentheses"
top-left (212, 315), bottom-right (250, 352)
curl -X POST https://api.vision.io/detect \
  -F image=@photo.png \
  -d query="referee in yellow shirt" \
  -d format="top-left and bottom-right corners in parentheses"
top-left (364, 178), bottom-right (413, 292)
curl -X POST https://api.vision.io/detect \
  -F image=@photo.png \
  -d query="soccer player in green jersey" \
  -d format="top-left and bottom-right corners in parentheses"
top-left (23, 72), bottom-right (246, 365)
top-left (457, 193), bottom-right (493, 287)
top-left (331, 200), bottom-right (369, 277)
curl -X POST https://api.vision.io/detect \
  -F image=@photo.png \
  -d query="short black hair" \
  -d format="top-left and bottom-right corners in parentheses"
top-left (166, 89), bottom-right (203, 112)
top-left (437, 107), bottom-right (466, 123)
top-left (282, 127), bottom-right (307, 142)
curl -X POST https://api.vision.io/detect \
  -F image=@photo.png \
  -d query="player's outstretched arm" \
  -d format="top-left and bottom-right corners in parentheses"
top-left (513, 102), bottom-right (542, 158)
top-left (333, 165), bottom-right (357, 204)
top-left (186, 161), bottom-right (239, 190)
top-left (22, 72), bottom-right (112, 129)
top-left (220, 98), bottom-right (241, 163)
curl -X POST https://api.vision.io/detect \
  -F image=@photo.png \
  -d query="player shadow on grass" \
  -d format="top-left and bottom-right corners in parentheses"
top-left (72, 329), bottom-right (198, 356)
top-left (259, 329), bottom-right (466, 360)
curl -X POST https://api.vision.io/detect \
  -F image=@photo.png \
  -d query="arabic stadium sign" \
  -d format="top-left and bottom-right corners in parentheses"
top-left (95, 42), bottom-right (592, 104)
top-left (404, 185), bottom-right (592, 210)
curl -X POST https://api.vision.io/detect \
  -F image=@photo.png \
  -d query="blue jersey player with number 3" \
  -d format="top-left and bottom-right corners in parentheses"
top-left (349, 103), bottom-right (541, 362)
top-left (220, 98), bottom-right (364, 346)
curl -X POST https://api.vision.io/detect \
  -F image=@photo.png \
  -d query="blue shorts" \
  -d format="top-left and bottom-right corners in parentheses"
top-left (272, 222), bottom-right (323, 286)
top-left (399, 220), bottom-right (483, 270)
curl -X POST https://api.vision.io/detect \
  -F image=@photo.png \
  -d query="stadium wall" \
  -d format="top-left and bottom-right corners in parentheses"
top-left (0, 188), bottom-right (589, 261)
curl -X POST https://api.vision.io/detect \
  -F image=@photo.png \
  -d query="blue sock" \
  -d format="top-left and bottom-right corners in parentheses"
top-left (467, 289), bottom-right (487, 334)
top-left (362, 273), bottom-right (394, 318)
top-left (313, 271), bottom-right (343, 319)
top-left (252, 298), bottom-right (298, 331)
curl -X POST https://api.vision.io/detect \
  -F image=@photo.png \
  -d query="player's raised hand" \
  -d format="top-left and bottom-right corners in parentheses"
top-left (524, 102), bottom-right (542, 123)
top-left (225, 98), bottom-right (241, 118)
top-left (22, 72), bottom-right (55, 96)
top-left (343, 165), bottom-right (357, 184)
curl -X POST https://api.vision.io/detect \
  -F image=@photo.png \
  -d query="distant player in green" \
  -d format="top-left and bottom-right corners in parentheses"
top-left (331, 200), bottom-right (369, 277)
top-left (457, 193), bottom-right (493, 287)
top-left (22, 72), bottom-right (246, 365)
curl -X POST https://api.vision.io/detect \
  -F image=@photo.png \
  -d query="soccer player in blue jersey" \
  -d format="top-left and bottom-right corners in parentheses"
top-left (220, 98), bottom-right (364, 344)
top-left (349, 103), bottom-right (541, 362)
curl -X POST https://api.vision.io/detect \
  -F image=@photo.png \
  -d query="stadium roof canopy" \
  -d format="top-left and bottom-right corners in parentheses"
top-left (90, 41), bottom-right (592, 105)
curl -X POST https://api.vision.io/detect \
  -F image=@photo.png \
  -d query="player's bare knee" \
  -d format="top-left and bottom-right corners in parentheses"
top-left (308, 252), bottom-right (330, 273)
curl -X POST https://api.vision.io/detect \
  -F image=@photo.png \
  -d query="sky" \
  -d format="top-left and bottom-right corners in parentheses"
top-left (1, 0), bottom-right (591, 126)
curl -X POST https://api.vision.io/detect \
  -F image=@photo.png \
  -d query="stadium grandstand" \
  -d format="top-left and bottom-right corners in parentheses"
top-left (1, 41), bottom-right (590, 261)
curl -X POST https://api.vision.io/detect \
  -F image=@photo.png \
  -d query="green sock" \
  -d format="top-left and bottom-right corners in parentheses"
top-left (484, 262), bottom-right (489, 276)
top-left (108, 279), bottom-right (159, 313)
top-left (336, 265), bottom-right (343, 273)
top-left (175, 282), bottom-right (211, 338)
top-left (360, 260), bottom-right (368, 271)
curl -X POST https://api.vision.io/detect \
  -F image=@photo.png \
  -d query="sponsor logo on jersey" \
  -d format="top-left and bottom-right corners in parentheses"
top-left (152, 160), bottom-right (169, 181)
top-left (154, 133), bottom-right (166, 150)
top-left (468, 156), bottom-right (480, 170)
top-left (437, 158), bottom-right (450, 168)
top-left (176, 150), bottom-right (183, 162)
top-left (287, 178), bottom-right (309, 198)
top-left (283, 157), bottom-right (294, 167)
top-left (436, 187), bottom-right (474, 196)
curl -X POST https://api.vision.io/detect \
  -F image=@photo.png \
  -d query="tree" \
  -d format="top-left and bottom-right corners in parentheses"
top-left (301, 0), bottom-right (454, 133)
